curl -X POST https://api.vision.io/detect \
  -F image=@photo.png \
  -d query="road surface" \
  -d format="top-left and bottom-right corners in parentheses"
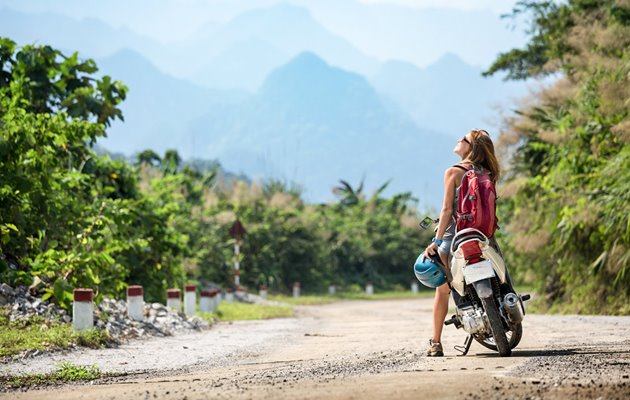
top-left (2, 298), bottom-right (630, 399)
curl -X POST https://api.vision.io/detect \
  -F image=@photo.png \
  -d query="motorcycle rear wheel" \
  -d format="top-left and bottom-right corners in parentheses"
top-left (480, 295), bottom-right (511, 356)
top-left (474, 322), bottom-right (522, 351)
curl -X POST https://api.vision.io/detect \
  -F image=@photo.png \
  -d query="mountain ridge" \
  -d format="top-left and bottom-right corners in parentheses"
top-left (187, 51), bottom-right (455, 205)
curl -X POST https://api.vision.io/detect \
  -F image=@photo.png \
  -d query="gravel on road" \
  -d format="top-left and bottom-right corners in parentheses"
top-left (1, 298), bottom-right (629, 400)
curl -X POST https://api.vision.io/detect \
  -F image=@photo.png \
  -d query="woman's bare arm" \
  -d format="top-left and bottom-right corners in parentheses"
top-left (435, 167), bottom-right (460, 240)
top-left (423, 166), bottom-right (464, 259)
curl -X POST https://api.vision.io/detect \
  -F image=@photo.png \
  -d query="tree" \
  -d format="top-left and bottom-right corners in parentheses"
top-left (332, 179), bottom-right (365, 207)
top-left (0, 39), bottom-right (183, 308)
top-left (135, 149), bottom-right (162, 167)
top-left (1, 37), bottom-right (126, 128)
top-left (485, 1), bottom-right (630, 313)
top-left (162, 149), bottom-right (182, 175)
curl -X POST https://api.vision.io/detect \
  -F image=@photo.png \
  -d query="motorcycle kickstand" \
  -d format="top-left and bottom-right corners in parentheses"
top-left (454, 335), bottom-right (473, 356)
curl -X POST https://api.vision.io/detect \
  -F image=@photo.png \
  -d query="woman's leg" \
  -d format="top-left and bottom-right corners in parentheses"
top-left (432, 283), bottom-right (450, 343)
top-left (432, 251), bottom-right (450, 343)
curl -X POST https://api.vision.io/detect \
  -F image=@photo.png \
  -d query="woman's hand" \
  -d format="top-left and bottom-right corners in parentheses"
top-left (423, 242), bottom-right (439, 261)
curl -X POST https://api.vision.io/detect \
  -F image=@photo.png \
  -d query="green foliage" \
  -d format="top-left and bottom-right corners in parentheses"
top-left (485, 1), bottom-right (575, 79)
top-left (0, 311), bottom-right (110, 358)
top-left (205, 302), bottom-right (294, 321)
top-left (268, 290), bottom-right (433, 305)
top-left (0, 37), bottom-right (430, 311)
top-left (0, 362), bottom-right (103, 389)
top-left (53, 362), bottom-right (102, 381)
top-left (5, 38), bottom-right (126, 126)
top-left (267, 294), bottom-right (338, 305)
top-left (0, 38), bottom-right (184, 307)
top-left (488, 1), bottom-right (630, 314)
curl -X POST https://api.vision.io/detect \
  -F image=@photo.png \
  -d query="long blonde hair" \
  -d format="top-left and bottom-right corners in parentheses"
top-left (465, 129), bottom-right (500, 184)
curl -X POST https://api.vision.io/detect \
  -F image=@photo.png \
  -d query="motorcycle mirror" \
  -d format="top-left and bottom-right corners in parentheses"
top-left (419, 216), bottom-right (437, 230)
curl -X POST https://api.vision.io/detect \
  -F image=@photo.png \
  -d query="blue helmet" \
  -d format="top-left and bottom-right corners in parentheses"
top-left (414, 253), bottom-right (447, 288)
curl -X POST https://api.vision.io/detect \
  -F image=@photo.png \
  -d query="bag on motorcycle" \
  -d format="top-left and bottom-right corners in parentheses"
top-left (455, 165), bottom-right (497, 238)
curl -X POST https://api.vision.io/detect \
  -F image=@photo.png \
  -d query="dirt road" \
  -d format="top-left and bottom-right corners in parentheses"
top-left (2, 298), bottom-right (630, 399)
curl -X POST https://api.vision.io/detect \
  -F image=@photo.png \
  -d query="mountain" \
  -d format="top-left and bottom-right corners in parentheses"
top-left (0, 2), bottom-right (527, 207)
top-left (292, 0), bottom-right (527, 69)
top-left (193, 38), bottom-right (289, 91)
top-left (97, 49), bottom-right (249, 157)
top-left (371, 53), bottom-right (528, 137)
top-left (0, 5), bottom-right (381, 93)
top-left (190, 3), bottom-right (380, 91)
top-left (187, 52), bottom-right (456, 206)
top-left (0, 8), bottom-right (161, 59)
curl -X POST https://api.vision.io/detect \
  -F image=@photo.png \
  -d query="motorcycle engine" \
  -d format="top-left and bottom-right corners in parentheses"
top-left (458, 305), bottom-right (487, 334)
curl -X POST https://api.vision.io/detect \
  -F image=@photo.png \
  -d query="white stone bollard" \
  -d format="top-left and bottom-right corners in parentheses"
top-left (72, 288), bottom-right (94, 331)
top-left (184, 284), bottom-right (197, 316)
top-left (235, 286), bottom-right (245, 300)
top-left (259, 284), bottom-right (268, 299)
top-left (225, 288), bottom-right (234, 303)
top-left (328, 285), bottom-right (336, 295)
top-left (126, 285), bottom-right (144, 321)
top-left (366, 282), bottom-right (374, 295)
top-left (210, 289), bottom-right (219, 312)
top-left (200, 289), bottom-right (212, 313)
top-left (293, 282), bottom-right (300, 298)
top-left (411, 281), bottom-right (419, 294)
top-left (166, 288), bottom-right (181, 312)
top-left (213, 288), bottom-right (221, 309)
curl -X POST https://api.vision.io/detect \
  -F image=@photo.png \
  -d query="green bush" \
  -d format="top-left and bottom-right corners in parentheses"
top-left (486, 0), bottom-right (630, 314)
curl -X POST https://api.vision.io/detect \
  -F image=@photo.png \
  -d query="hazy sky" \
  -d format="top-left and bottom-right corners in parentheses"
top-left (0, 0), bottom-right (527, 67)
top-left (358, 0), bottom-right (520, 13)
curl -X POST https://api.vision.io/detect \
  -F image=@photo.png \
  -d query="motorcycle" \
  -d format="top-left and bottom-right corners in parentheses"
top-left (416, 217), bottom-right (530, 357)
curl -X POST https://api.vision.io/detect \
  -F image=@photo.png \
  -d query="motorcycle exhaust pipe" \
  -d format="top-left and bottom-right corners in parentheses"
top-left (503, 293), bottom-right (524, 323)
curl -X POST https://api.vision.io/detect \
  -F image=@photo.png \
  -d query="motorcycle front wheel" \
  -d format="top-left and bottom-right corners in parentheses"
top-left (480, 295), bottom-right (511, 356)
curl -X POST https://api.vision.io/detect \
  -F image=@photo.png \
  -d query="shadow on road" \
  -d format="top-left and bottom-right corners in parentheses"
top-left (471, 348), bottom-right (577, 358)
top-left (473, 348), bottom-right (630, 358)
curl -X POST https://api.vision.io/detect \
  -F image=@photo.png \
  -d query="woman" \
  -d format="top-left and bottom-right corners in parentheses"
top-left (423, 128), bottom-right (500, 357)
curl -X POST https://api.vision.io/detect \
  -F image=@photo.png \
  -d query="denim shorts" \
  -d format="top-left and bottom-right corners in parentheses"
top-left (438, 239), bottom-right (452, 256)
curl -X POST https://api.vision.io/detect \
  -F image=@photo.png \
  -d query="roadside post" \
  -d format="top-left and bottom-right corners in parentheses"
top-left (213, 288), bottom-right (221, 309)
top-left (259, 284), bottom-right (268, 299)
top-left (328, 285), bottom-right (336, 295)
top-left (229, 219), bottom-right (247, 287)
top-left (293, 282), bottom-right (300, 298)
top-left (210, 288), bottom-right (219, 312)
top-left (184, 284), bottom-right (197, 316)
top-left (127, 285), bottom-right (144, 321)
top-left (225, 288), bottom-right (234, 303)
top-left (366, 281), bottom-right (374, 295)
top-left (200, 289), bottom-right (212, 313)
top-left (411, 281), bottom-right (419, 294)
top-left (166, 288), bottom-right (181, 312)
top-left (73, 288), bottom-right (94, 331)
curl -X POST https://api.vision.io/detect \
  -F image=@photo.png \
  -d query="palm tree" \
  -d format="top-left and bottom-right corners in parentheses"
top-left (332, 179), bottom-right (364, 207)
top-left (162, 149), bottom-right (181, 175)
top-left (135, 149), bottom-right (161, 167)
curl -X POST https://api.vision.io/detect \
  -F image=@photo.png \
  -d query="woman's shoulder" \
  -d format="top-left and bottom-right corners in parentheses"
top-left (444, 164), bottom-right (470, 186)
top-left (445, 163), bottom-right (470, 175)
top-left (450, 163), bottom-right (470, 171)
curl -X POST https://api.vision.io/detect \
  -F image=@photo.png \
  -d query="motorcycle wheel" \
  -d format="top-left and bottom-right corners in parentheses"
top-left (474, 322), bottom-right (522, 351)
top-left (480, 295), bottom-right (511, 357)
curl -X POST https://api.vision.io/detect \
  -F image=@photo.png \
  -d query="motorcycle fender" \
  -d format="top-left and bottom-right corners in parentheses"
top-left (472, 278), bottom-right (493, 298)
top-left (481, 246), bottom-right (507, 284)
top-left (463, 260), bottom-right (495, 285)
top-left (450, 258), bottom-right (466, 296)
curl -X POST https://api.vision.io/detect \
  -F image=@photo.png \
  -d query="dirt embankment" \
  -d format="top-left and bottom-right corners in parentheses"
top-left (2, 298), bottom-right (629, 399)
